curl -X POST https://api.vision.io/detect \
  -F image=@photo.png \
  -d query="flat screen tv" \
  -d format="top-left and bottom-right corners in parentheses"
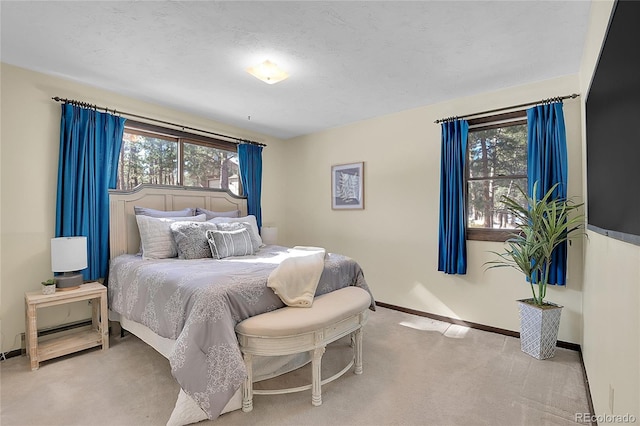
top-left (586, 0), bottom-right (640, 246)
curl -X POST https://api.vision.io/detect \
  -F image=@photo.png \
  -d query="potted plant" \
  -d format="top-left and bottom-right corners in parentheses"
top-left (41, 278), bottom-right (56, 295)
top-left (485, 181), bottom-right (584, 359)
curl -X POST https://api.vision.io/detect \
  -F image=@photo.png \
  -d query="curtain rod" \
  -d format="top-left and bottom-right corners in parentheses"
top-left (434, 93), bottom-right (580, 124)
top-left (52, 96), bottom-right (266, 147)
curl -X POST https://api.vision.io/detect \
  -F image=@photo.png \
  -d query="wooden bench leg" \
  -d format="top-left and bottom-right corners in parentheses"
top-left (242, 353), bottom-right (253, 412)
top-left (354, 328), bottom-right (363, 375)
top-left (311, 346), bottom-right (325, 406)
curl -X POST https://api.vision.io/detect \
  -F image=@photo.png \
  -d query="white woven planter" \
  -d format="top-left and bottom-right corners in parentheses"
top-left (42, 285), bottom-right (56, 295)
top-left (517, 299), bottom-right (563, 360)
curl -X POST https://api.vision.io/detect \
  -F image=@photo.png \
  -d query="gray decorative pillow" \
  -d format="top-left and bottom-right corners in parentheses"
top-left (213, 222), bottom-right (261, 251)
top-left (195, 207), bottom-right (240, 220)
top-left (170, 222), bottom-right (219, 259)
top-left (208, 217), bottom-right (262, 251)
top-left (206, 228), bottom-right (255, 259)
top-left (134, 206), bottom-right (195, 217)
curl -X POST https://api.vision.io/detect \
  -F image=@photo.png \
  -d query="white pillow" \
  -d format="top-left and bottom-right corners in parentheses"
top-left (136, 214), bottom-right (206, 259)
top-left (207, 215), bottom-right (263, 250)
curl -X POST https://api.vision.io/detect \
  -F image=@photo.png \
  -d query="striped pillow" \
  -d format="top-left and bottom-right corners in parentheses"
top-left (206, 228), bottom-right (255, 259)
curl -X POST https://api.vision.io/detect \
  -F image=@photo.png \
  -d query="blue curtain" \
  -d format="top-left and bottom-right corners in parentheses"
top-left (238, 143), bottom-right (263, 230)
top-left (438, 119), bottom-right (469, 274)
top-left (527, 102), bottom-right (568, 285)
top-left (55, 104), bottom-right (126, 280)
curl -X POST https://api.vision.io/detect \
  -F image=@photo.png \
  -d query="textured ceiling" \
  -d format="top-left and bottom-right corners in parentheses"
top-left (0, 1), bottom-right (591, 140)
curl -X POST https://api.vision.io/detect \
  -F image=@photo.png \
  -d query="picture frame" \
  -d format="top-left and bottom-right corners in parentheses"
top-left (331, 162), bottom-right (364, 210)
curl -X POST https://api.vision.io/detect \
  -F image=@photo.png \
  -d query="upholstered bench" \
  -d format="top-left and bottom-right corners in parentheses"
top-left (235, 286), bottom-right (371, 412)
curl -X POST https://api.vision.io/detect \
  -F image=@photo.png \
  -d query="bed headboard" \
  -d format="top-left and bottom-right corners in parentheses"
top-left (109, 184), bottom-right (248, 258)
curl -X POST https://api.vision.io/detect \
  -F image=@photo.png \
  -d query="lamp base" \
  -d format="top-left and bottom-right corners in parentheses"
top-left (55, 273), bottom-right (83, 291)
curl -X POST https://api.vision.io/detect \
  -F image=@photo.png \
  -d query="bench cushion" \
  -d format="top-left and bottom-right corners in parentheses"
top-left (236, 286), bottom-right (371, 337)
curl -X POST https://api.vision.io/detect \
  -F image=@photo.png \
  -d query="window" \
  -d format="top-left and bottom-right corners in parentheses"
top-left (117, 121), bottom-right (240, 195)
top-left (466, 111), bottom-right (527, 241)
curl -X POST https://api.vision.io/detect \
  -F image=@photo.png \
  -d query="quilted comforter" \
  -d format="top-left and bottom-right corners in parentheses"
top-left (108, 245), bottom-right (374, 420)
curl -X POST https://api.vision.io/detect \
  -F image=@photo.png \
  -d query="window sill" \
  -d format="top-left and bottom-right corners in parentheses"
top-left (467, 228), bottom-right (518, 242)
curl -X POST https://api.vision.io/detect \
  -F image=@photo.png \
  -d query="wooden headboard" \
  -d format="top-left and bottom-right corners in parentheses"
top-left (108, 184), bottom-right (248, 258)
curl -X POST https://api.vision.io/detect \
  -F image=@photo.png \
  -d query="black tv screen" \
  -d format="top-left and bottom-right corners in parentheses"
top-left (586, 0), bottom-right (640, 246)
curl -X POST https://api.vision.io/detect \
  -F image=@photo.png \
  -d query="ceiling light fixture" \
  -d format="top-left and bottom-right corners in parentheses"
top-left (246, 60), bottom-right (289, 85)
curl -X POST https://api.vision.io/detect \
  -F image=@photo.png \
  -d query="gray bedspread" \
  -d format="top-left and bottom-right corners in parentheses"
top-left (108, 245), bottom-right (374, 420)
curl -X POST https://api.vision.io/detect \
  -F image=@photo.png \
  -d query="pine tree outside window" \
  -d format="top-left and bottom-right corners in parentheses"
top-left (117, 121), bottom-right (240, 195)
top-left (466, 111), bottom-right (528, 242)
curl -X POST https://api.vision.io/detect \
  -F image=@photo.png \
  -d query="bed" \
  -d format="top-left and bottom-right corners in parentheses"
top-left (107, 185), bottom-right (374, 425)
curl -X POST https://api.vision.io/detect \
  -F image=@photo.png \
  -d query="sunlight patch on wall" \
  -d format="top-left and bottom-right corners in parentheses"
top-left (397, 281), bottom-right (470, 338)
top-left (409, 281), bottom-right (460, 319)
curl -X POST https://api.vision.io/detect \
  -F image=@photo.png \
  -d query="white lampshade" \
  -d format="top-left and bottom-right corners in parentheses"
top-left (51, 237), bottom-right (88, 272)
top-left (261, 226), bottom-right (278, 245)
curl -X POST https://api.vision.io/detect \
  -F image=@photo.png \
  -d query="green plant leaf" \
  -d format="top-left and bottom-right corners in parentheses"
top-left (482, 180), bottom-right (585, 305)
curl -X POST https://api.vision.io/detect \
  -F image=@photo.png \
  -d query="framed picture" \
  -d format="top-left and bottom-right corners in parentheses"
top-left (332, 162), bottom-right (364, 210)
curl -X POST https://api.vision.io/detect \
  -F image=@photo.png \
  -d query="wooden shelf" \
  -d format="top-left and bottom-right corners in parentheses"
top-left (38, 329), bottom-right (103, 362)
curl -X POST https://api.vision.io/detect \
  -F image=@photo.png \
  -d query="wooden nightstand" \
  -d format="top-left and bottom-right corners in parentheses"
top-left (25, 281), bottom-right (108, 370)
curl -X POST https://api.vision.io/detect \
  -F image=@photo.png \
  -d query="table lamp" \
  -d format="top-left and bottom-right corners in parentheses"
top-left (51, 236), bottom-right (88, 290)
top-left (261, 226), bottom-right (278, 245)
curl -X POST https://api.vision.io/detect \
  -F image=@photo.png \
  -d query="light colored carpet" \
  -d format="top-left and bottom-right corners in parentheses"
top-left (0, 307), bottom-right (591, 426)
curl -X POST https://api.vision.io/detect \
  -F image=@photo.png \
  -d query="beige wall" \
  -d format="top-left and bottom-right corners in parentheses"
top-left (0, 63), bottom-right (287, 353)
top-left (578, 0), bottom-right (640, 420)
top-left (283, 74), bottom-right (584, 344)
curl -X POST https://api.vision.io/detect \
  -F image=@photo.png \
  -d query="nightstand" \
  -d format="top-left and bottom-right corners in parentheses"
top-left (25, 281), bottom-right (108, 370)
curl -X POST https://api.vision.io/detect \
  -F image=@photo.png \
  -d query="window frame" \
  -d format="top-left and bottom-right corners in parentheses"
top-left (119, 120), bottom-right (242, 194)
top-left (466, 110), bottom-right (527, 242)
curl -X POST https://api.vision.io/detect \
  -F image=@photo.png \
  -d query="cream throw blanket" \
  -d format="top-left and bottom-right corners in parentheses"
top-left (267, 246), bottom-right (326, 307)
